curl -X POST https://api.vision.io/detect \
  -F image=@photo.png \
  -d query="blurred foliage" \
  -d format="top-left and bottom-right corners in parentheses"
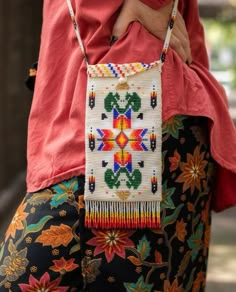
top-left (202, 19), bottom-right (236, 88)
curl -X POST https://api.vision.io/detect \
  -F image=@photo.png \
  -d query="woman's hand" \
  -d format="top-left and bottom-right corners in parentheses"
top-left (112, 0), bottom-right (192, 64)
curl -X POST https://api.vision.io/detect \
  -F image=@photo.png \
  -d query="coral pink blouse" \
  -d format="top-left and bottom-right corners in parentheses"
top-left (27, 0), bottom-right (236, 211)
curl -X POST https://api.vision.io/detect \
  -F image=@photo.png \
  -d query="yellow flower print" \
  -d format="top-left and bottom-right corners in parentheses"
top-left (5, 203), bottom-right (28, 240)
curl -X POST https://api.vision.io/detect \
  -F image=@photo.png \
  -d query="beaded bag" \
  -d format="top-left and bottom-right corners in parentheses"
top-left (66, 0), bottom-right (179, 229)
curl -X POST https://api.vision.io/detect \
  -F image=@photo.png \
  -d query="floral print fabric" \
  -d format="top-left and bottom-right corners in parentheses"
top-left (0, 116), bottom-right (215, 291)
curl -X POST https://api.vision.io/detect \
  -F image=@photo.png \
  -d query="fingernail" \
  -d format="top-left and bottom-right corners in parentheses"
top-left (110, 36), bottom-right (118, 46)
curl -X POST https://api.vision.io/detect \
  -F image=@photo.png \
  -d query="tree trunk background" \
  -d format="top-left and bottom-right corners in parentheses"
top-left (0, 0), bottom-right (43, 189)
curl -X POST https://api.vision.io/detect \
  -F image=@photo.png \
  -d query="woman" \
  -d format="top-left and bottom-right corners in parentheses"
top-left (0, 0), bottom-right (236, 291)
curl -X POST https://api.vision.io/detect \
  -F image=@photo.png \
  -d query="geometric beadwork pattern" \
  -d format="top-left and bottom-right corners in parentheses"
top-left (88, 61), bottom-right (160, 78)
top-left (65, 0), bottom-right (179, 228)
top-left (85, 64), bottom-right (163, 228)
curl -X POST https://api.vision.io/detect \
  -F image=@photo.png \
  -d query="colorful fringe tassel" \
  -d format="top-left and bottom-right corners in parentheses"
top-left (85, 201), bottom-right (161, 229)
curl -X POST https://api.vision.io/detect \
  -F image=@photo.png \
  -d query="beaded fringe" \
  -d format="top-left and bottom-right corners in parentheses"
top-left (85, 201), bottom-right (161, 229)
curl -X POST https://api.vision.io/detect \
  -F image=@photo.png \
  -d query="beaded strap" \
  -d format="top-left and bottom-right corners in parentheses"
top-left (66, 0), bottom-right (179, 66)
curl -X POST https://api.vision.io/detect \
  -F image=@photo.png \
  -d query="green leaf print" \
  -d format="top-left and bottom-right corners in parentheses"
top-left (51, 192), bottom-right (70, 208)
top-left (0, 245), bottom-right (4, 262)
top-left (69, 243), bottom-right (81, 255)
top-left (51, 178), bottom-right (78, 208)
top-left (161, 180), bottom-right (176, 209)
top-left (25, 215), bottom-right (53, 235)
top-left (137, 236), bottom-right (151, 261)
top-left (192, 214), bottom-right (201, 229)
top-left (8, 239), bottom-right (16, 254)
top-left (162, 115), bottom-right (187, 139)
top-left (27, 189), bottom-right (53, 206)
top-left (124, 275), bottom-right (153, 292)
top-left (162, 204), bottom-right (184, 228)
top-left (187, 223), bottom-right (203, 261)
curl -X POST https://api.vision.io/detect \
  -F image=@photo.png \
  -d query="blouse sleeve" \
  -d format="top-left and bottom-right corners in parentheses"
top-left (140, 0), bottom-right (173, 10)
top-left (182, 0), bottom-right (209, 68)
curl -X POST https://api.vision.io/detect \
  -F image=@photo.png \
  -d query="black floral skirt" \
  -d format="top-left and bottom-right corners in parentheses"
top-left (0, 116), bottom-right (215, 291)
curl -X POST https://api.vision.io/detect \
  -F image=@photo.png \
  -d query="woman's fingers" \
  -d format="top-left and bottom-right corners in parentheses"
top-left (172, 13), bottom-right (192, 63)
top-left (170, 27), bottom-right (192, 63)
top-left (111, 0), bottom-right (192, 64)
top-left (144, 10), bottom-right (192, 63)
top-left (137, 3), bottom-right (168, 40)
top-left (112, 0), bottom-right (137, 39)
top-left (169, 34), bottom-right (188, 63)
